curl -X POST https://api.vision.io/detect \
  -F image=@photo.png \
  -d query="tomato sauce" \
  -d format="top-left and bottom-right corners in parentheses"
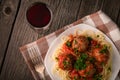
top-left (56, 35), bottom-right (110, 80)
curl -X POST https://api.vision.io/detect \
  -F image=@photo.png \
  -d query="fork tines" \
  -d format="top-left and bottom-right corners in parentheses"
top-left (28, 46), bottom-right (44, 66)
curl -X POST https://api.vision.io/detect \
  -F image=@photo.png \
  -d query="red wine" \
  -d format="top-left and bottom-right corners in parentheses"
top-left (26, 3), bottom-right (51, 28)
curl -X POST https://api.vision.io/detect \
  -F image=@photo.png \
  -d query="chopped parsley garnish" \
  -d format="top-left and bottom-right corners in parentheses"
top-left (95, 44), bottom-right (99, 48)
top-left (86, 71), bottom-right (90, 75)
top-left (73, 76), bottom-right (79, 80)
top-left (55, 57), bottom-right (59, 61)
top-left (63, 60), bottom-right (69, 68)
top-left (73, 40), bottom-right (78, 44)
top-left (99, 45), bottom-right (108, 53)
top-left (94, 74), bottom-right (103, 80)
top-left (97, 35), bottom-right (99, 37)
top-left (66, 41), bottom-right (71, 47)
top-left (74, 48), bottom-right (78, 52)
top-left (74, 48), bottom-right (79, 55)
top-left (81, 54), bottom-right (88, 59)
top-left (107, 67), bottom-right (111, 72)
top-left (74, 54), bottom-right (88, 70)
top-left (89, 57), bottom-right (95, 63)
top-left (101, 62), bottom-right (105, 66)
top-left (87, 36), bottom-right (93, 42)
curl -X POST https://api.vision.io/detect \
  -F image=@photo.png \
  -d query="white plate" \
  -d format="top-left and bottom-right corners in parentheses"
top-left (44, 24), bottom-right (120, 80)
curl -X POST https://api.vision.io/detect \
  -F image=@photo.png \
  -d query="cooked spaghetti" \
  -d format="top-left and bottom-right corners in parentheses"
top-left (53, 30), bottom-right (112, 80)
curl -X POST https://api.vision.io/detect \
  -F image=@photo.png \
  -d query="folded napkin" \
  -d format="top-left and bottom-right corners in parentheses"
top-left (20, 10), bottom-right (120, 80)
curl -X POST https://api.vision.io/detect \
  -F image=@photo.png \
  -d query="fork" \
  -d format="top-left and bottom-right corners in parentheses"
top-left (28, 46), bottom-right (46, 80)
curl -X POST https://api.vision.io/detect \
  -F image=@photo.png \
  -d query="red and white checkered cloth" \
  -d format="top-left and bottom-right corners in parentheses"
top-left (20, 10), bottom-right (120, 80)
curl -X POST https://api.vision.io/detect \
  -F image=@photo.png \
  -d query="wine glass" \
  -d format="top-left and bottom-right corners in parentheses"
top-left (26, 2), bottom-right (53, 33)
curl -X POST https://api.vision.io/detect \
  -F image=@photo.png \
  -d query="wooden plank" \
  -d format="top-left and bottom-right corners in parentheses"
top-left (0, 0), bottom-right (83, 80)
top-left (0, 0), bottom-right (40, 79)
top-left (0, 0), bottom-right (20, 71)
top-left (41, 0), bottom-right (83, 37)
top-left (117, 9), bottom-right (120, 27)
top-left (77, 0), bottom-right (104, 19)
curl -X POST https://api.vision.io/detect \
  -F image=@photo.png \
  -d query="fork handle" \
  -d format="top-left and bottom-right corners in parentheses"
top-left (40, 72), bottom-right (46, 80)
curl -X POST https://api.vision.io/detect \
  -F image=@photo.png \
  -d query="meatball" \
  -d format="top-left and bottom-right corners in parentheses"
top-left (92, 48), bottom-right (109, 64)
top-left (58, 54), bottom-right (75, 70)
top-left (78, 63), bottom-right (95, 77)
top-left (72, 36), bottom-right (89, 52)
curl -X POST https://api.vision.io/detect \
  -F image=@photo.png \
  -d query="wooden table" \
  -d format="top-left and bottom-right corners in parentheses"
top-left (0, 0), bottom-right (120, 80)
